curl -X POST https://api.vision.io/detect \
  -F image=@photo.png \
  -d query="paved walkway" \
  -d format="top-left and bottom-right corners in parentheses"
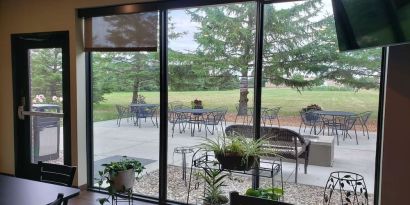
top-left (93, 119), bottom-right (377, 193)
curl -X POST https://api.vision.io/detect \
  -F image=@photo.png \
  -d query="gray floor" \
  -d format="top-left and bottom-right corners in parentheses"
top-left (93, 118), bottom-right (377, 193)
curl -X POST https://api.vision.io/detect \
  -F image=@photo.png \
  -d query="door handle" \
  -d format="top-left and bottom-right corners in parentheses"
top-left (18, 108), bottom-right (64, 120)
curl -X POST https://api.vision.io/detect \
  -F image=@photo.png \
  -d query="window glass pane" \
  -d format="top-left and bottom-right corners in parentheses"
top-left (91, 11), bottom-right (160, 199)
top-left (167, 2), bottom-right (256, 203)
top-left (260, 0), bottom-right (380, 204)
top-left (29, 48), bottom-right (64, 165)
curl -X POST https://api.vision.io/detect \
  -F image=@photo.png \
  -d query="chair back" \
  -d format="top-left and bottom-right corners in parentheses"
top-left (47, 193), bottom-right (64, 205)
top-left (300, 111), bottom-right (320, 125)
top-left (116, 105), bottom-right (128, 115)
top-left (359, 111), bottom-right (371, 124)
top-left (230, 191), bottom-right (292, 205)
top-left (39, 161), bottom-right (76, 187)
top-left (204, 111), bottom-right (225, 125)
top-left (263, 107), bottom-right (281, 118)
top-left (344, 115), bottom-right (359, 130)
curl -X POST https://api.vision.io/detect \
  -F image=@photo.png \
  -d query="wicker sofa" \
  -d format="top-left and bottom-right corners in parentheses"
top-left (225, 125), bottom-right (311, 183)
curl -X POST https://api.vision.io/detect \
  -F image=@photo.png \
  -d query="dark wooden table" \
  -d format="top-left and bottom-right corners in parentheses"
top-left (0, 175), bottom-right (80, 205)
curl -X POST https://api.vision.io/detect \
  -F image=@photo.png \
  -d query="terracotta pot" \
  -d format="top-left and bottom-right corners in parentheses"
top-left (111, 169), bottom-right (135, 192)
top-left (215, 153), bottom-right (257, 171)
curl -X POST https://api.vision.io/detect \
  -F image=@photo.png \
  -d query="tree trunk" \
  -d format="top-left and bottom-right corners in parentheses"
top-left (132, 78), bottom-right (140, 103)
top-left (238, 77), bottom-right (249, 115)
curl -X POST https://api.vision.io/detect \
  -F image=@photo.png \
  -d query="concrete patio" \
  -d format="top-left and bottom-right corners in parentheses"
top-left (93, 118), bottom-right (377, 193)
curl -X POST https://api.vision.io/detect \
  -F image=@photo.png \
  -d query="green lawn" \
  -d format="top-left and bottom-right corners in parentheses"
top-left (93, 88), bottom-right (380, 121)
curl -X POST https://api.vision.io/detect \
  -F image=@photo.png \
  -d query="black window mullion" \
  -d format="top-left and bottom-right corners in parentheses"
top-left (159, 9), bottom-right (169, 204)
top-left (252, 0), bottom-right (264, 189)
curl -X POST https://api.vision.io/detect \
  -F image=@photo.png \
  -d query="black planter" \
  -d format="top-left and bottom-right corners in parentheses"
top-left (215, 153), bottom-right (257, 171)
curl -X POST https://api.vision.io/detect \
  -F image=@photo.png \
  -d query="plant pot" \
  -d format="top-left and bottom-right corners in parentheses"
top-left (215, 153), bottom-right (257, 171)
top-left (193, 105), bottom-right (203, 109)
top-left (110, 169), bottom-right (135, 192)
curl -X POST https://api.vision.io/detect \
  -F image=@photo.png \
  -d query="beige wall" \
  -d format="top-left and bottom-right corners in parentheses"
top-left (0, 0), bottom-right (153, 186)
top-left (1, 0), bottom-right (410, 202)
top-left (380, 45), bottom-right (410, 204)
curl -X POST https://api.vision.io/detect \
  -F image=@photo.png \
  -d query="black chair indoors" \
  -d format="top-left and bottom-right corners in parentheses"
top-left (230, 191), bottom-right (293, 205)
top-left (47, 193), bottom-right (64, 205)
top-left (39, 161), bottom-right (77, 187)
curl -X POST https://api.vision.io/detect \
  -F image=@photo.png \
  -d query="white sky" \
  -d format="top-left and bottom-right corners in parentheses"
top-left (168, 0), bottom-right (334, 52)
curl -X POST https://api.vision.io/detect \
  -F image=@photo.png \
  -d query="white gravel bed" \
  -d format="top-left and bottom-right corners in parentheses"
top-left (132, 166), bottom-right (374, 204)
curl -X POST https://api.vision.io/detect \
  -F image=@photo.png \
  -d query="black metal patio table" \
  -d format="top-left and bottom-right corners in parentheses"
top-left (173, 108), bottom-right (218, 136)
top-left (313, 110), bottom-right (356, 137)
top-left (0, 175), bottom-right (80, 205)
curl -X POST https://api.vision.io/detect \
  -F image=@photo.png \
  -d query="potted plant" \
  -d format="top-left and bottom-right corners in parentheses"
top-left (191, 99), bottom-right (203, 109)
top-left (96, 156), bottom-right (145, 205)
top-left (197, 169), bottom-right (229, 205)
top-left (201, 133), bottom-right (272, 171)
top-left (301, 104), bottom-right (322, 112)
top-left (245, 187), bottom-right (284, 201)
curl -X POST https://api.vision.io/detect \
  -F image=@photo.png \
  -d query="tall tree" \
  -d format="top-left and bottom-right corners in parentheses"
top-left (187, 0), bottom-right (380, 112)
top-left (187, 2), bottom-right (257, 114)
top-left (30, 48), bottom-right (63, 98)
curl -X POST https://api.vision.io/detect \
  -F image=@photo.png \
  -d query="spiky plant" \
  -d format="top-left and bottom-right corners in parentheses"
top-left (198, 169), bottom-right (229, 205)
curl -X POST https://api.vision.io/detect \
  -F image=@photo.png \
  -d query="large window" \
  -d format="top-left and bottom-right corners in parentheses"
top-left (83, 0), bottom-right (383, 204)
top-left (167, 3), bottom-right (256, 203)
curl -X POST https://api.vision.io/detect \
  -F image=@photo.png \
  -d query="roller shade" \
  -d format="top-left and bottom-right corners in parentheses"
top-left (84, 12), bottom-right (158, 52)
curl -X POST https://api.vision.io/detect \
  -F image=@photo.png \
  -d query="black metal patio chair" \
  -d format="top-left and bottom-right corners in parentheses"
top-left (168, 103), bottom-right (189, 137)
top-left (115, 105), bottom-right (133, 127)
top-left (262, 107), bottom-right (281, 127)
top-left (357, 111), bottom-right (372, 139)
top-left (299, 110), bottom-right (321, 134)
top-left (202, 110), bottom-right (226, 138)
top-left (234, 103), bottom-right (253, 125)
top-left (132, 105), bottom-right (158, 128)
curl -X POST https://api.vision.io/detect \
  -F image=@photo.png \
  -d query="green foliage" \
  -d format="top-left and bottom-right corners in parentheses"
top-left (245, 187), bottom-right (284, 201)
top-left (96, 156), bottom-right (145, 205)
top-left (197, 169), bottom-right (229, 205)
top-left (201, 133), bottom-right (274, 163)
top-left (30, 48), bottom-right (63, 98)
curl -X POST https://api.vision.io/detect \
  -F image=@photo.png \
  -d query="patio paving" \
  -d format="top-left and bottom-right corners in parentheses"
top-left (93, 118), bottom-right (377, 194)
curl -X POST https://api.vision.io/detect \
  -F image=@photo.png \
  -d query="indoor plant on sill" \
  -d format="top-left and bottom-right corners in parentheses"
top-left (197, 169), bottom-right (229, 205)
top-left (96, 156), bottom-right (145, 205)
top-left (201, 133), bottom-right (273, 171)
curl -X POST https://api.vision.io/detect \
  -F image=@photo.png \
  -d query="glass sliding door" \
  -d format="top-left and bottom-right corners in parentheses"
top-left (260, 0), bottom-right (381, 204)
top-left (167, 2), bottom-right (256, 203)
top-left (90, 11), bottom-right (160, 198)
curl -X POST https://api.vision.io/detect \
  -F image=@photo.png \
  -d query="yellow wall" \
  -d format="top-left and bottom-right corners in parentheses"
top-left (0, 0), bottom-right (154, 186)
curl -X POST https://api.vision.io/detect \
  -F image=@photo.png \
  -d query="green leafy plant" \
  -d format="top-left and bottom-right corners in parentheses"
top-left (245, 187), bottom-right (284, 201)
top-left (197, 169), bottom-right (229, 205)
top-left (96, 156), bottom-right (145, 205)
top-left (201, 133), bottom-right (274, 169)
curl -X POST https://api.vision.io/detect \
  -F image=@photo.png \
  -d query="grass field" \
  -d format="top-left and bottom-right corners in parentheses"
top-left (93, 88), bottom-right (380, 122)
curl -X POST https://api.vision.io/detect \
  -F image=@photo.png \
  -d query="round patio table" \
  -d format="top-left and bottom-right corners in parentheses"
top-left (174, 108), bottom-right (218, 136)
top-left (313, 111), bottom-right (357, 144)
top-left (313, 111), bottom-right (356, 117)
